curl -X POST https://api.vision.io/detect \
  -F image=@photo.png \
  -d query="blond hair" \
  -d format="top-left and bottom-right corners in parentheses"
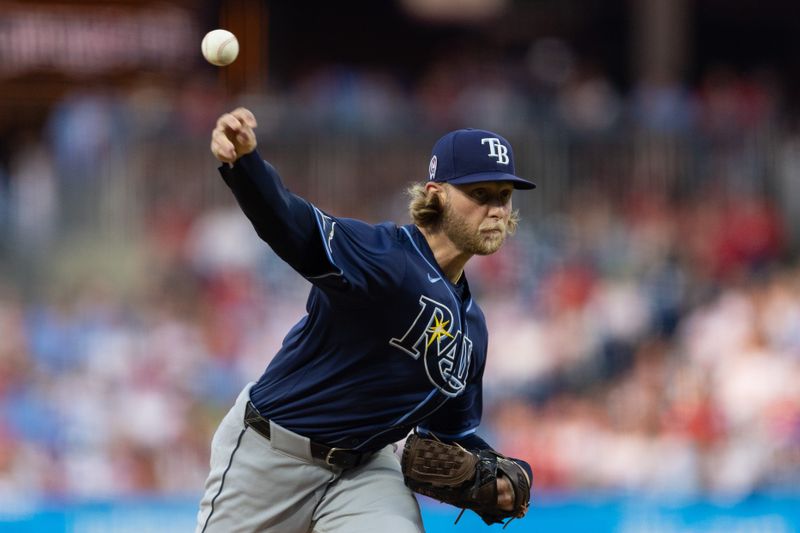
top-left (407, 182), bottom-right (520, 233)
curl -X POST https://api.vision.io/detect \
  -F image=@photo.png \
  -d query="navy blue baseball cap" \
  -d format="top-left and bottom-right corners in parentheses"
top-left (427, 128), bottom-right (535, 190)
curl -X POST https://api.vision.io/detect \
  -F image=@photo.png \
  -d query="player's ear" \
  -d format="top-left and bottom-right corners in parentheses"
top-left (425, 182), bottom-right (447, 205)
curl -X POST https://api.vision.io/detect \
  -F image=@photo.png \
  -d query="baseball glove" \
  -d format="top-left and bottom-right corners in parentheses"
top-left (401, 433), bottom-right (530, 527)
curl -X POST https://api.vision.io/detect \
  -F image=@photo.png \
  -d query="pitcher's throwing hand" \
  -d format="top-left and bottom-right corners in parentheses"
top-left (210, 107), bottom-right (257, 164)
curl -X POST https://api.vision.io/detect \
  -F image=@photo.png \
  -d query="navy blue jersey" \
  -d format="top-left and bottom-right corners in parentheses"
top-left (221, 152), bottom-right (489, 453)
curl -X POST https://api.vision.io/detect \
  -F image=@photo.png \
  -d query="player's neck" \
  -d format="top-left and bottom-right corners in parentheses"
top-left (417, 225), bottom-right (471, 284)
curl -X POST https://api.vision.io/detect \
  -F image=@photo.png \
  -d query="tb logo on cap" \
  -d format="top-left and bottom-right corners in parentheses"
top-left (481, 138), bottom-right (509, 165)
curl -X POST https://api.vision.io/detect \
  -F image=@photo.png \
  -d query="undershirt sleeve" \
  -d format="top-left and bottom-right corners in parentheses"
top-left (220, 150), bottom-right (405, 296)
top-left (219, 150), bottom-right (334, 278)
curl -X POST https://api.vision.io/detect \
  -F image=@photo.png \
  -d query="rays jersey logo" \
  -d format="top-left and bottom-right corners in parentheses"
top-left (389, 296), bottom-right (472, 396)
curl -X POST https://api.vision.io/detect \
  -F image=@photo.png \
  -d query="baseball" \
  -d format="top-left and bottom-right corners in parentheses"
top-left (201, 29), bottom-right (239, 66)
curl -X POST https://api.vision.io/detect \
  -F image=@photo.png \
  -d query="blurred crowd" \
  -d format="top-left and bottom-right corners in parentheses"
top-left (481, 191), bottom-right (799, 498)
top-left (0, 39), bottom-right (799, 503)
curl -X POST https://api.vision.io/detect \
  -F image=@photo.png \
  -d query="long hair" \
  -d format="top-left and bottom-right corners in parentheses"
top-left (406, 183), bottom-right (520, 233)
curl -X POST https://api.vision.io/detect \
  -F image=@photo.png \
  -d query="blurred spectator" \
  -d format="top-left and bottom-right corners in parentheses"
top-left (557, 64), bottom-right (622, 133)
top-left (6, 134), bottom-right (57, 257)
top-left (630, 73), bottom-right (694, 133)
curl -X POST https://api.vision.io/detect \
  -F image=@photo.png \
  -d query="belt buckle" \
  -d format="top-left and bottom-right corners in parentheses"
top-left (325, 447), bottom-right (354, 468)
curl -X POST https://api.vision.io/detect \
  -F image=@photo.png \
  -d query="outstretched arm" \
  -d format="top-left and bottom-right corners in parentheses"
top-left (210, 108), bottom-right (331, 277)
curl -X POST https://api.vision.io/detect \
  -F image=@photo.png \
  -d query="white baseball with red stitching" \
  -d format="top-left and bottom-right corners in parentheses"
top-left (201, 29), bottom-right (239, 67)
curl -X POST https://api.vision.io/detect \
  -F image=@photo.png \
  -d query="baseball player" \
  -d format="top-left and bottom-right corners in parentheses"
top-left (196, 107), bottom-right (534, 533)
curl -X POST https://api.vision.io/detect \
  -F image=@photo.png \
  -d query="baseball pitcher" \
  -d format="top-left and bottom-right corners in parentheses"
top-left (196, 107), bottom-right (534, 532)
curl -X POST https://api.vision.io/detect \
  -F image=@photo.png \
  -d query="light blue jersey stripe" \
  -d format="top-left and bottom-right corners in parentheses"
top-left (417, 426), bottom-right (478, 439)
top-left (307, 206), bottom-right (343, 279)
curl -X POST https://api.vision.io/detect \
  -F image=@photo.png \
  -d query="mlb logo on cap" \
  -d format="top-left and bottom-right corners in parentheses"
top-left (427, 129), bottom-right (536, 190)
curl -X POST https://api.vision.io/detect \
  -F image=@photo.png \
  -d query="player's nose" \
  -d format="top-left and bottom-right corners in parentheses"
top-left (486, 202), bottom-right (509, 219)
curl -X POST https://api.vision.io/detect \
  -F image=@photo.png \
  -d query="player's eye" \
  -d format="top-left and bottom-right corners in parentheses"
top-left (470, 189), bottom-right (487, 201)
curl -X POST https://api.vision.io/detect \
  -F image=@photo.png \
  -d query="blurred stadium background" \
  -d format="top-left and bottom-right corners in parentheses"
top-left (1, 0), bottom-right (800, 531)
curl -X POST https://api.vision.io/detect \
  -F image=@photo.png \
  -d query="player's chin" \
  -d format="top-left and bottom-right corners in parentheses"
top-left (474, 232), bottom-right (506, 255)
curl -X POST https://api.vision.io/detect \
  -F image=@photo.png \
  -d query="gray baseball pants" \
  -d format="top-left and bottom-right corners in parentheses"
top-left (195, 383), bottom-right (424, 533)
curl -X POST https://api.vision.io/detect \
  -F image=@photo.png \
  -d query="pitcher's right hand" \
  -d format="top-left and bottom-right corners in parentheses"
top-left (211, 107), bottom-right (258, 164)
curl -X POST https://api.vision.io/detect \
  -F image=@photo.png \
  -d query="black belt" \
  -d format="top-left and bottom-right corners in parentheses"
top-left (244, 401), bottom-right (368, 470)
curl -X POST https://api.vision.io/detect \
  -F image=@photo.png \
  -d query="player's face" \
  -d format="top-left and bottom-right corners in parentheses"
top-left (442, 182), bottom-right (514, 255)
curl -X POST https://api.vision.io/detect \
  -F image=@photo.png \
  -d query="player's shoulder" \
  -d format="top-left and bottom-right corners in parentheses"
top-left (332, 217), bottom-right (400, 237)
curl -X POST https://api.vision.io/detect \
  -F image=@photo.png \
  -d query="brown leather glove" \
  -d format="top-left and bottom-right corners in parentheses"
top-left (401, 433), bottom-right (531, 527)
